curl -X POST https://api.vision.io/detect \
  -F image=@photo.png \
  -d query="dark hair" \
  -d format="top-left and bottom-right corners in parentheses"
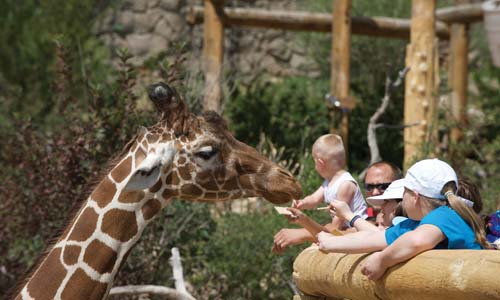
top-left (364, 161), bottom-right (403, 184)
top-left (457, 177), bottom-right (483, 214)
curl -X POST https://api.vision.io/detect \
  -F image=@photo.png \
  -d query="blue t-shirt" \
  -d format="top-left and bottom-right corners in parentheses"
top-left (385, 206), bottom-right (482, 249)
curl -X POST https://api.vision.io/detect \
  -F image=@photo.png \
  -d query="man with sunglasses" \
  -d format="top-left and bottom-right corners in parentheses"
top-left (363, 161), bottom-right (403, 227)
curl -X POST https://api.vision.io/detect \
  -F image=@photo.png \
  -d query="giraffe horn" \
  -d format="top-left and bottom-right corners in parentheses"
top-left (147, 83), bottom-right (190, 134)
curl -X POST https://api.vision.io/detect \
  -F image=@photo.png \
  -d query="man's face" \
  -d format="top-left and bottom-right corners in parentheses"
top-left (364, 164), bottom-right (395, 197)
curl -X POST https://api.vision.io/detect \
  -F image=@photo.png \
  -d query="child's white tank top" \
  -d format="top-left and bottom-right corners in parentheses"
top-left (322, 172), bottom-right (368, 224)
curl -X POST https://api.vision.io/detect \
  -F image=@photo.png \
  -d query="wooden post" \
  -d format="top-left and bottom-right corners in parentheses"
top-left (403, 0), bottom-right (438, 169)
top-left (449, 0), bottom-right (470, 144)
top-left (203, 0), bottom-right (224, 113)
top-left (331, 0), bottom-right (352, 154)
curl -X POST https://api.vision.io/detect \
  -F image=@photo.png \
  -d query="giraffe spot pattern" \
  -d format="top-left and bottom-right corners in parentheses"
top-left (178, 164), bottom-right (194, 181)
top-left (110, 156), bottom-right (132, 183)
top-left (221, 177), bottom-right (239, 190)
top-left (91, 177), bottom-right (117, 208)
top-left (162, 188), bottom-right (179, 199)
top-left (101, 209), bottom-right (138, 242)
top-left (134, 146), bottom-right (146, 166)
top-left (68, 207), bottom-right (99, 242)
top-left (27, 248), bottom-right (67, 300)
top-left (61, 268), bottom-right (108, 300)
top-left (177, 156), bottom-right (186, 165)
top-left (180, 184), bottom-right (203, 198)
top-left (204, 192), bottom-right (217, 199)
top-left (63, 245), bottom-right (81, 266)
top-left (147, 133), bottom-right (159, 144)
top-left (83, 239), bottom-right (117, 274)
top-left (118, 190), bottom-right (145, 203)
top-left (142, 199), bottom-right (161, 221)
top-left (165, 171), bottom-right (180, 185)
top-left (149, 179), bottom-right (162, 193)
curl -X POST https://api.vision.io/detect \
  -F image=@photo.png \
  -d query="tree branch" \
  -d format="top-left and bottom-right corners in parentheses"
top-left (367, 66), bottom-right (409, 165)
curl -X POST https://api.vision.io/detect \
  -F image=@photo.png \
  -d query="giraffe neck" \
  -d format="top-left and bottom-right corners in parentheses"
top-left (16, 152), bottom-right (168, 300)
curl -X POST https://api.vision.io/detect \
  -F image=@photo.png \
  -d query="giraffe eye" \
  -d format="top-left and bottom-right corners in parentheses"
top-left (195, 147), bottom-right (218, 160)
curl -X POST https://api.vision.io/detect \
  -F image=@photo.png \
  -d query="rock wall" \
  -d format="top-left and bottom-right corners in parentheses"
top-left (95, 0), bottom-right (321, 81)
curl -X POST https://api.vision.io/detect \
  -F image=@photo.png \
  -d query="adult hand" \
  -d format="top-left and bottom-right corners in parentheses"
top-left (316, 231), bottom-right (336, 252)
top-left (272, 228), bottom-right (308, 253)
top-left (361, 251), bottom-right (388, 281)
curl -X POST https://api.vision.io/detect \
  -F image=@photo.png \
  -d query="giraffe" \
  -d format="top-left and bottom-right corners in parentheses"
top-left (11, 82), bottom-right (303, 300)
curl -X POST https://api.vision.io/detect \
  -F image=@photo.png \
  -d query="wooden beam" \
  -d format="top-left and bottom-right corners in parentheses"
top-left (436, 2), bottom-right (483, 23)
top-left (202, 0), bottom-right (224, 113)
top-left (331, 0), bottom-right (352, 152)
top-left (403, 0), bottom-right (438, 168)
top-left (293, 247), bottom-right (500, 300)
top-left (187, 6), bottom-right (451, 40)
top-left (449, 0), bottom-right (470, 144)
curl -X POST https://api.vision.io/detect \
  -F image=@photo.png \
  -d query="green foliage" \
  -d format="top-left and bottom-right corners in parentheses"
top-left (225, 76), bottom-right (331, 161)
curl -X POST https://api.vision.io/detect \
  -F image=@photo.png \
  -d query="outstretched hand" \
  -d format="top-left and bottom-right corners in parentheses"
top-left (272, 228), bottom-right (309, 253)
top-left (328, 199), bottom-right (355, 221)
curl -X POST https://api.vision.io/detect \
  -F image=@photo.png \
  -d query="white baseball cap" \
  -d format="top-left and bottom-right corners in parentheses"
top-left (396, 158), bottom-right (458, 200)
top-left (366, 180), bottom-right (404, 206)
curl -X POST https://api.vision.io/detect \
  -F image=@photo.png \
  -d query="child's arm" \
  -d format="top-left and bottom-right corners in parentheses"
top-left (294, 186), bottom-right (324, 210)
top-left (286, 207), bottom-right (329, 238)
top-left (317, 230), bottom-right (387, 253)
top-left (361, 224), bottom-right (444, 280)
top-left (328, 181), bottom-right (357, 229)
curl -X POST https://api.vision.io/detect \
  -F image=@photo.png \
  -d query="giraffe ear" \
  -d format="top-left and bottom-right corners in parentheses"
top-left (124, 144), bottom-right (176, 191)
top-left (124, 154), bottom-right (163, 191)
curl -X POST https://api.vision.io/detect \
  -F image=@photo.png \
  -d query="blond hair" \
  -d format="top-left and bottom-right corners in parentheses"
top-left (312, 134), bottom-right (346, 166)
top-left (421, 181), bottom-right (492, 249)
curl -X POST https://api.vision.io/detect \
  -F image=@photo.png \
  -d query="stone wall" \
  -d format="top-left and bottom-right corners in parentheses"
top-left (95, 0), bottom-right (321, 81)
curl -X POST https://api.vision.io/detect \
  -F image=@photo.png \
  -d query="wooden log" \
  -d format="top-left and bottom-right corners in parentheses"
top-left (202, 0), bottom-right (224, 113)
top-left (331, 0), bottom-right (352, 152)
top-left (449, 0), bottom-right (470, 144)
top-left (436, 2), bottom-right (484, 23)
top-left (187, 6), bottom-right (451, 40)
top-left (293, 246), bottom-right (500, 300)
top-left (403, 0), bottom-right (438, 168)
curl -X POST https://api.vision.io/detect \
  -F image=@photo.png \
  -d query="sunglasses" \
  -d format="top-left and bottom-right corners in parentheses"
top-left (364, 182), bottom-right (391, 192)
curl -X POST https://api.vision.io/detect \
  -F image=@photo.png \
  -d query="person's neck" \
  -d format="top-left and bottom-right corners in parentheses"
top-left (325, 169), bottom-right (346, 182)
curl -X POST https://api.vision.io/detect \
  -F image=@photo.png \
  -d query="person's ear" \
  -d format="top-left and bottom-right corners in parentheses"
top-left (317, 158), bottom-right (325, 166)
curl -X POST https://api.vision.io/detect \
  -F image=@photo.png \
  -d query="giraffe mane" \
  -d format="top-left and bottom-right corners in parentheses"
top-left (5, 132), bottom-right (142, 300)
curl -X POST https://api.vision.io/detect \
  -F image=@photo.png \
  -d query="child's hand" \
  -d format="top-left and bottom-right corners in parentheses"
top-left (293, 199), bottom-right (305, 209)
top-left (361, 251), bottom-right (388, 281)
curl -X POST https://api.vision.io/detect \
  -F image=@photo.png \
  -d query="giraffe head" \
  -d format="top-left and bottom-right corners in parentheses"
top-left (116, 82), bottom-right (302, 207)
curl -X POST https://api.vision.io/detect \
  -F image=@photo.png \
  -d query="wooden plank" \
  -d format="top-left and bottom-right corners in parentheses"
top-left (202, 0), bottom-right (224, 112)
top-left (187, 6), bottom-right (451, 40)
top-left (403, 0), bottom-right (438, 168)
top-left (331, 0), bottom-right (352, 153)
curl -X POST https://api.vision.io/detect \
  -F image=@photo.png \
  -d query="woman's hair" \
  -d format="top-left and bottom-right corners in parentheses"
top-left (441, 181), bottom-right (492, 249)
top-left (457, 178), bottom-right (483, 214)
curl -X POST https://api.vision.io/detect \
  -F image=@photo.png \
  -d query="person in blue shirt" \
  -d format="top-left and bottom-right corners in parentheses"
top-left (317, 158), bottom-right (493, 281)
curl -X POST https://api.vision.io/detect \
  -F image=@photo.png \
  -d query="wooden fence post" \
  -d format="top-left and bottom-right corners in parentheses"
top-left (449, 0), bottom-right (470, 145)
top-left (203, 0), bottom-right (224, 113)
top-left (331, 0), bottom-right (352, 153)
top-left (403, 0), bottom-right (438, 169)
